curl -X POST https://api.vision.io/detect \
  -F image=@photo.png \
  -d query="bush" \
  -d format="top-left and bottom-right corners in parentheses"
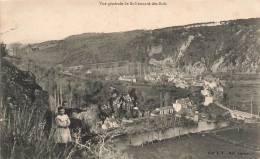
top-left (1, 43), bottom-right (8, 57)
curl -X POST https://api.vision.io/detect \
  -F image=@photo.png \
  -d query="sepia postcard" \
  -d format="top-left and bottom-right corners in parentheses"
top-left (0, 0), bottom-right (260, 158)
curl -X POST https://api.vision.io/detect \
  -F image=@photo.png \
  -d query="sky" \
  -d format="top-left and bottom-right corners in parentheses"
top-left (0, 0), bottom-right (260, 44)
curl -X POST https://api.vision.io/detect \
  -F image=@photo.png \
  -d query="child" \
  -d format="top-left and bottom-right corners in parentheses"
top-left (69, 110), bottom-right (82, 143)
top-left (54, 107), bottom-right (72, 147)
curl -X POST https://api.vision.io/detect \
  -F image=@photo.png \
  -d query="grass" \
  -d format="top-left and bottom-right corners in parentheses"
top-left (216, 127), bottom-right (260, 146)
top-left (0, 99), bottom-right (60, 159)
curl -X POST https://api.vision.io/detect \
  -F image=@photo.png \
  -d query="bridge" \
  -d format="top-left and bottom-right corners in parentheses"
top-left (214, 102), bottom-right (259, 120)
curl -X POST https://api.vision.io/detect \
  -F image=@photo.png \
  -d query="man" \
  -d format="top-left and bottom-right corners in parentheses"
top-left (69, 109), bottom-right (82, 143)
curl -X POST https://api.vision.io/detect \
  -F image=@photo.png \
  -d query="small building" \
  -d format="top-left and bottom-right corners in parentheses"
top-left (201, 88), bottom-right (210, 96)
top-left (119, 75), bottom-right (136, 83)
top-left (158, 106), bottom-right (174, 115)
top-left (69, 65), bottom-right (83, 71)
top-left (192, 81), bottom-right (204, 86)
top-left (172, 98), bottom-right (193, 113)
top-left (63, 70), bottom-right (72, 75)
top-left (173, 101), bottom-right (182, 112)
top-left (193, 114), bottom-right (199, 122)
top-left (175, 81), bottom-right (189, 88)
top-left (151, 108), bottom-right (160, 116)
top-left (204, 96), bottom-right (213, 106)
top-left (178, 98), bottom-right (192, 108)
top-left (151, 106), bottom-right (174, 116)
top-left (204, 81), bottom-right (217, 88)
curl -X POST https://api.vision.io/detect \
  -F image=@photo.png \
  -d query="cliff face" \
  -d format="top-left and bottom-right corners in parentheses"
top-left (22, 18), bottom-right (260, 74)
top-left (1, 58), bottom-right (49, 122)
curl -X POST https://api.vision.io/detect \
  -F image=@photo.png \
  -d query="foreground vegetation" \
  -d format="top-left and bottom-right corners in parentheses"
top-left (0, 58), bottom-right (123, 158)
top-left (0, 102), bottom-right (124, 159)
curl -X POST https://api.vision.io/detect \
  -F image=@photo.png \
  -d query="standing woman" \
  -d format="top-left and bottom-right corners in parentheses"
top-left (54, 106), bottom-right (72, 150)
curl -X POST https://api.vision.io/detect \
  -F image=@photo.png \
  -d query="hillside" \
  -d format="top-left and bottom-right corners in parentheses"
top-left (1, 58), bottom-right (49, 123)
top-left (19, 18), bottom-right (260, 74)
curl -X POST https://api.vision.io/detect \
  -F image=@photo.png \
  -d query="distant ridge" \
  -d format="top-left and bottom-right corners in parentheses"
top-left (16, 17), bottom-right (260, 74)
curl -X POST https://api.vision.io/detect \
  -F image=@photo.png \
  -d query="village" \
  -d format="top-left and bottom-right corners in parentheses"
top-left (55, 62), bottom-right (260, 133)
top-left (82, 71), bottom-right (230, 132)
top-left (78, 67), bottom-right (260, 134)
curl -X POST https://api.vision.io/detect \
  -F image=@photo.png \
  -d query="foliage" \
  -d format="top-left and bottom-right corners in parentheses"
top-left (9, 43), bottom-right (23, 58)
top-left (1, 42), bottom-right (8, 57)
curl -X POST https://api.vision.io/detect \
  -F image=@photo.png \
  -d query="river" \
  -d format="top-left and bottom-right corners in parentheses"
top-left (113, 120), bottom-right (229, 150)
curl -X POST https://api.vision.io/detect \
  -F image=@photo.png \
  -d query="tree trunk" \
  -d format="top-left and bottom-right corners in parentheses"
top-left (60, 82), bottom-right (63, 106)
top-left (57, 84), bottom-right (60, 107)
top-left (54, 89), bottom-right (57, 107)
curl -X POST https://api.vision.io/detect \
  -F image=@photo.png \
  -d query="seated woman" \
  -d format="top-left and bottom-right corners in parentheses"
top-left (54, 107), bottom-right (72, 149)
top-left (69, 110), bottom-right (82, 143)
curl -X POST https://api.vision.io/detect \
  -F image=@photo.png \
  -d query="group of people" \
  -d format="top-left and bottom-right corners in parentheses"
top-left (54, 106), bottom-right (83, 147)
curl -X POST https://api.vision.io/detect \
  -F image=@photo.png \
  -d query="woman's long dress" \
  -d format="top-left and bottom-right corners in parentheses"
top-left (54, 115), bottom-right (72, 143)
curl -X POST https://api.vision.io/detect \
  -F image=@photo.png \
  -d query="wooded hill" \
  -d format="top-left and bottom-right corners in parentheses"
top-left (16, 18), bottom-right (260, 74)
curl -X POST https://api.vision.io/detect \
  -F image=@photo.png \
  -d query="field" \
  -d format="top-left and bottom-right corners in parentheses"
top-left (126, 133), bottom-right (258, 159)
top-left (216, 127), bottom-right (260, 146)
top-left (220, 74), bottom-right (260, 115)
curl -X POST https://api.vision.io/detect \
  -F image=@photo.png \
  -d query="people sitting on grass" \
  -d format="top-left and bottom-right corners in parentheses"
top-left (101, 116), bottom-right (119, 130)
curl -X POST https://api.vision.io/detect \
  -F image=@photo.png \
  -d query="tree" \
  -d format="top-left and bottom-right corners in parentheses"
top-left (1, 42), bottom-right (8, 57)
top-left (9, 43), bottom-right (22, 58)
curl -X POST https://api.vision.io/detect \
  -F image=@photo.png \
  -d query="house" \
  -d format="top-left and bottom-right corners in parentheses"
top-left (204, 81), bottom-right (217, 89)
top-left (175, 81), bottom-right (189, 88)
top-left (69, 65), bottom-right (83, 71)
top-left (144, 73), bottom-right (160, 82)
top-left (176, 107), bottom-right (198, 121)
top-left (173, 101), bottom-right (182, 112)
top-left (178, 98), bottom-right (192, 108)
top-left (151, 108), bottom-right (160, 116)
top-left (193, 114), bottom-right (199, 122)
top-left (63, 70), bottom-right (72, 75)
top-left (204, 96), bottom-right (213, 106)
top-left (172, 98), bottom-right (193, 113)
top-left (119, 75), bottom-right (136, 83)
top-left (151, 106), bottom-right (174, 116)
top-left (158, 106), bottom-right (174, 115)
top-left (201, 88), bottom-right (210, 96)
top-left (192, 81), bottom-right (204, 86)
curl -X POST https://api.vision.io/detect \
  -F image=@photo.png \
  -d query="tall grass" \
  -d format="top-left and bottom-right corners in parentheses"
top-left (0, 98), bottom-right (125, 159)
top-left (0, 98), bottom-right (63, 159)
